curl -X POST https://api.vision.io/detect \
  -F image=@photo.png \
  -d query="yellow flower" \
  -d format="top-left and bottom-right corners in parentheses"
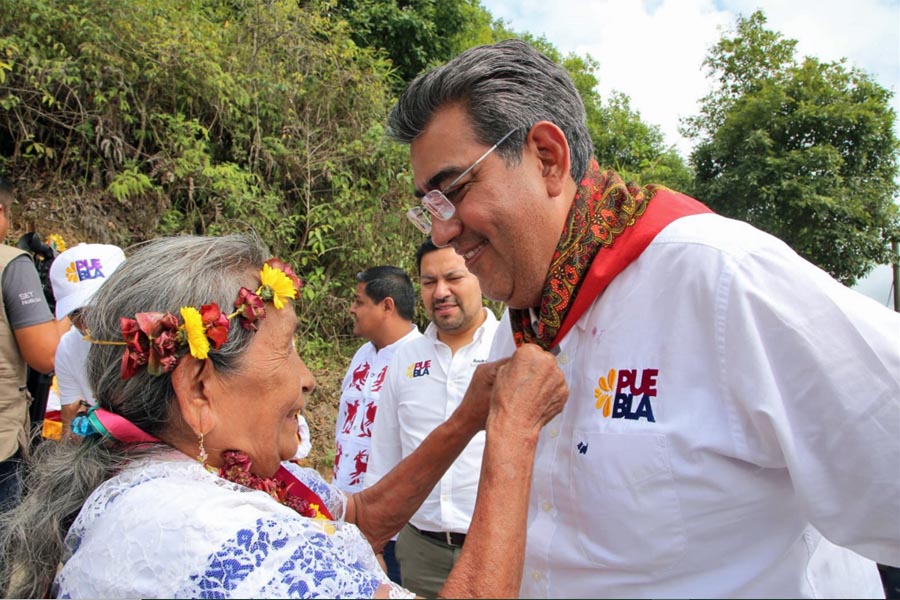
top-left (180, 306), bottom-right (210, 359)
top-left (47, 233), bottom-right (67, 253)
top-left (259, 263), bottom-right (297, 310)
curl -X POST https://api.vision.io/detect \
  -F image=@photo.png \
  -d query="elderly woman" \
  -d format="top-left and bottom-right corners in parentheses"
top-left (0, 234), bottom-right (566, 598)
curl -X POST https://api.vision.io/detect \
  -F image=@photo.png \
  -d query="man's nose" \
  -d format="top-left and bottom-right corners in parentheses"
top-left (430, 214), bottom-right (461, 249)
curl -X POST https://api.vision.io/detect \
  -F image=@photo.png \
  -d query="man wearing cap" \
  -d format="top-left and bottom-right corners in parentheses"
top-left (0, 177), bottom-right (67, 509)
top-left (49, 243), bottom-right (126, 435)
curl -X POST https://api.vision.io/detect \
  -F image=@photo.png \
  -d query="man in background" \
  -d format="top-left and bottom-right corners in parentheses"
top-left (0, 177), bottom-right (66, 509)
top-left (49, 243), bottom-right (126, 435)
top-left (333, 265), bottom-right (420, 583)
top-left (366, 239), bottom-right (498, 598)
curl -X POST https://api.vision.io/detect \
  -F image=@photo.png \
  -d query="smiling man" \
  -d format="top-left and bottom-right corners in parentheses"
top-left (333, 265), bottom-right (420, 583)
top-left (365, 239), bottom-right (498, 598)
top-left (386, 39), bottom-right (899, 598)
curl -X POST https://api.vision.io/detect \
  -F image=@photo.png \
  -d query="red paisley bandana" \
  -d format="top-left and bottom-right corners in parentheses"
top-left (510, 160), bottom-right (712, 350)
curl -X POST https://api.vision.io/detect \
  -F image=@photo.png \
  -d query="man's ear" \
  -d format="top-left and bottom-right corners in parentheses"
top-left (381, 296), bottom-right (396, 316)
top-left (527, 121), bottom-right (571, 198)
top-left (171, 355), bottom-right (216, 437)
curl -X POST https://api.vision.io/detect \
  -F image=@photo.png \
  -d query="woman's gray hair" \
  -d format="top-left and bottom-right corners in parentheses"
top-left (0, 233), bottom-right (271, 597)
top-left (86, 233), bottom-right (269, 436)
top-left (387, 39), bottom-right (592, 182)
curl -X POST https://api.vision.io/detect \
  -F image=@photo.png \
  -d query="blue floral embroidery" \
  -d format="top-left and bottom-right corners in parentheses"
top-left (260, 535), bottom-right (381, 598)
top-left (177, 518), bottom-right (382, 598)
top-left (183, 518), bottom-right (289, 597)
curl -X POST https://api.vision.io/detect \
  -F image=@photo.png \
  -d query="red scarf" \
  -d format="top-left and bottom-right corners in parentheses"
top-left (510, 160), bottom-right (712, 349)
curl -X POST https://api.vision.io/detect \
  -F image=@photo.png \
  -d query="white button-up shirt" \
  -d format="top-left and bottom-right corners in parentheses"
top-left (333, 327), bottom-right (421, 494)
top-left (490, 213), bottom-right (898, 598)
top-left (366, 309), bottom-right (499, 534)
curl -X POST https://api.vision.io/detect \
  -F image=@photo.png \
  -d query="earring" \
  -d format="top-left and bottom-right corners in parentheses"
top-left (197, 432), bottom-right (208, 466)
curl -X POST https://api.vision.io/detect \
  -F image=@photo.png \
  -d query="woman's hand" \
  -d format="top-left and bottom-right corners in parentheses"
top-left (489, 343), bottom-right (568, 437)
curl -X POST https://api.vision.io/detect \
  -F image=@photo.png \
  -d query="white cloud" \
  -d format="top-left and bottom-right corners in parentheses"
top-left (482, 0), bottom-right (900, 158)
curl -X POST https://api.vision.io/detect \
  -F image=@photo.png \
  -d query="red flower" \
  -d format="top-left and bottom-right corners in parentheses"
top-left (119, 312), bottom-right (183, 379)
top-left (234, 287), bottom-right (266, 331)
top-left (218, 450), bottom-right (321, 519)
top-left (120, 316), bottom-right (150, 380)
top-left (200, 303), bottom-right (230, 349)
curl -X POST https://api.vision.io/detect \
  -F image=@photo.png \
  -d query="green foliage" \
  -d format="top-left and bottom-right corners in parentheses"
top-left (686, 10), bottom-right (899, 284)
top-left (0, 0), bottom-right (421, 354)
top-left (592, 92), bottom-right (693, 191)
top-left (331, 0), bottom-right (496, 88)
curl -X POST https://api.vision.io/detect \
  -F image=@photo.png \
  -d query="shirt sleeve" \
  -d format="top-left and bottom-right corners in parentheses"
top-left (364, 351), bottom-right (403, 489)
top-left (54, 329), bottom-right (90, 406)
top-left (719, 240), bottom-right (900, 565)
top-left (2, 254), bottom-right (54, 328)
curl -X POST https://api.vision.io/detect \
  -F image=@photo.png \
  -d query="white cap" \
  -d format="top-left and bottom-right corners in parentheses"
top-left (50, 243), bottom-right (126, 319)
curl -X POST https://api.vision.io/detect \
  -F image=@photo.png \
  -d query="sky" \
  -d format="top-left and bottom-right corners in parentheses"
top-left (480, 0), bottom-right (899, 307)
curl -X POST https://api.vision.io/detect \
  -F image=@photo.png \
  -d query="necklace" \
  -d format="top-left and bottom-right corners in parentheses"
top-left (217, 450), bottom-right (332, 520)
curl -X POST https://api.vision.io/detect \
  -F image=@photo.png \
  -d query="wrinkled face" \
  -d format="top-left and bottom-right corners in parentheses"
top-left (410, 104), bottom-right (558, 309)
top-left (349, 282), bottom-right (384, 340)
top-left (420, 247), bottom-right (484, 334)
top-left (209, 303), bottom-right (315, 477)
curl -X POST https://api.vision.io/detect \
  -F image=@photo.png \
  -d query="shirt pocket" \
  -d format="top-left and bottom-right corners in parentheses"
top-left (569, 430), bottom-right (686, 573)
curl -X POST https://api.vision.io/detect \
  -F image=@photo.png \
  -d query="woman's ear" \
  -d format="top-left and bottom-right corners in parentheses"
top-left (527, 121), bottom-right (571, 198)
top-left (171, 356), bottom-right (215, 436)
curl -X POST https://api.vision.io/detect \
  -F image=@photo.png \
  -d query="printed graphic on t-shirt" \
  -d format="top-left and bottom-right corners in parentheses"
top-left (594, 368), bottom-right (659, 422)
top-left (349, 361), bottom-right (370, 391)
top-left (358, 401), bottom-right (376, 438)
top-left (340, 399), bottom-right (360, 434)
top-left (348, 449), bottom-right (368, 487)
top-left (370, 365), bottom-right (388, 392)
top-left (18, 290), bottom-right (43, 306)
top-left (405, 360), bottom-right (431, 378)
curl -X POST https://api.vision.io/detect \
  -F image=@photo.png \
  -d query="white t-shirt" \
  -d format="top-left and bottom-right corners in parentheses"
top-left (54, 326), bottom-right (94, 406)
top-left (490, 213), bottom-right (898, 598)
top-left (333, 327), bottom-right (421, 494)
top-left (365, 309), bottom-right (499, 534)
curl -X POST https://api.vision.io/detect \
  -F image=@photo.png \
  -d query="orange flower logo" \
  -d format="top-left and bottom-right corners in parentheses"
top-left (594, 368), bottom-right (616, 417)
top-left (65, 262), bottom-right (79, 283)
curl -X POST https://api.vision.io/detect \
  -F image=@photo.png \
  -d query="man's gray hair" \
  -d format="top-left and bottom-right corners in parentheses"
top-left (387, 39), bottom-right (593, 182)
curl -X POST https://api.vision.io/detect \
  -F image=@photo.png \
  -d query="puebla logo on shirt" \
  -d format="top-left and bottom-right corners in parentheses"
top-left (594, 368), bottom-right (658, 422)
top-left (405, 359), bottom-right (431, 378)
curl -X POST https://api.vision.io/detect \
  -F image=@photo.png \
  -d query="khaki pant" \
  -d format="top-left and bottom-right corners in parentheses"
top-left (396, 523), bottom-right (463, 598)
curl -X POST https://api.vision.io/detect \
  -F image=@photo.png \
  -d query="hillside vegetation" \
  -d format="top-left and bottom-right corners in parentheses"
top-left (2, 1), bottom-right (897, 475)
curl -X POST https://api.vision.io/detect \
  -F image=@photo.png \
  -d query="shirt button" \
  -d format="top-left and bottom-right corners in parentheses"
top-left (557, 353), bottom-right (569, 365)
top-left (548, 427), bottom-right (559, 438)
top-left (542, 501), bottom-right (553, 512)
top-left (532, 570), bottom-right (543, 581)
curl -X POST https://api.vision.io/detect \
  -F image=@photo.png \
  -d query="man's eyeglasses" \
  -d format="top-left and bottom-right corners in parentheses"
top-left (406, 128), bottom-right (517, 235)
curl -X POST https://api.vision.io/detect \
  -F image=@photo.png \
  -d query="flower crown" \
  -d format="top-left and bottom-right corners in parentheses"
top-left (89, 258), bottom-right (302, 380)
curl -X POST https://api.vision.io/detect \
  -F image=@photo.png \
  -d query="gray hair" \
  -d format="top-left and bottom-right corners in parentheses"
top-left (0, 233), bottom-right (272, 597)
top-left (387, 39), bottom-right (592, 182)
top-left (86, 234), bottom-right (270, 437)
